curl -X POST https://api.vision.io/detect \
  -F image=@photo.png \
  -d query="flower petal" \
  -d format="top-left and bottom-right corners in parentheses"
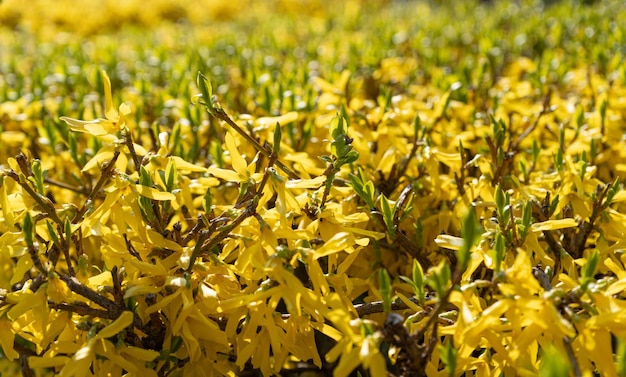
top-left (134, 185), bottom-right (177, 201)
top-left (0, 319), bottom-right (18, 360)
top-left (95, 311), bottom-right (134, 340)
top-left (225, 132), bottom-right (248, 178)
top-left (102, 71), bottom-right (118, 120)
top-left (530, 218), bottom-right (578, 232)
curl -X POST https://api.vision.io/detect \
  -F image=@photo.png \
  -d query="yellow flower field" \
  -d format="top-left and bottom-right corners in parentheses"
top-left (1, 0), bottom-right (626, 376)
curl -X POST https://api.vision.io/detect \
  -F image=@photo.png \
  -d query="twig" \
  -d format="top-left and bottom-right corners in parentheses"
top-left (124, 132), bottom-right (143, 172)
top-left (20, 354), bottom-right (34, 377)
top-left (73, 151), bottom-right (120, 222)
top-left (58, 274), bottom-right (120, 315)
top-left (111, 266), bottom-right (124, 307)
top-left (563, 336), bottom-right (582, 377)
top-left (124, 233), bottom-right (142, 261)
top-left (44, 177), bottom-right (89, 195)
top-left (189, 203), bottom-right (257, 270)
top-left (509, 87), bottom-right (553, 152)
top-left (570, 183), bottom-right (610, 259)
top-left (392, 183), bottom-right (414, 226)
top-left (181, 215), bottom-right (206, 246)
top-left (48, 300), bottom-right (119, 319)
top-left (27, 244), bottom-right (47, 275)
top-left (65, 228), bottom-right (80, 276)
top-left (4, 170), bottom-right (63, 226)
top-left (414, 269), bottom-right (460, 343)
top-left (354, 296), bottom-right (425, 317)
top-left (212, 108), bottom-right (300, 180)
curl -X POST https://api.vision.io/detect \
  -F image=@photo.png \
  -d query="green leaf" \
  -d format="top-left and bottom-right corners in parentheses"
top-left (273, 122), bottom-right (282, 154)
top-left (581, 249), bottom-right (599, 291)
top-left (575, 105), bottom-right (584, 129)
top-left (349, 172), bottom-right (376, 210)
top-left (426, 260), bottom-right (451, 299)
top-left (203, 189), bottom-right (212, 213)
top-left (438, 339), bottom-right (458, 377)
top-left (46, 221), bottom-right (59, 244)
top-left (412, 259), bottom-right (425, 304)
top-left (531, 140), bottom-right (539, 163)
top-left (494, 184), bottom-right (505, 218)
top-left (590, 138), bottom-right (597, 162)
top-left (380, 194), bottom-right (396, 239)
top-left (68, 132), bottom-right (80, 165)
top-left (170, 335), bottom-right (183, 353)
top-left (617, 337), bottom-right (626, 377)
top-left (165, 158), bottom-right (177, 193)
top-left (550, 194), bottom-right (560, 215)
top-left (140, 166), bottom-right (152, 187)
top-left (330, 113), bottom-right (345, 140)
top-left (490, 114), bottom-right (506, 144)
top-left (539, 345), bottom-right (570, 377)
top-left (23, 212), bottom-right (34, 247)
top-left (363, 181), bottom-right (376, 209)
top-left (64, 218), bottom-right (72, 244)
top-left (196, 72), bottom-right (215, 114)
top-left (458, 207), bottom-right (480, 273)
top-left (600, 98), bottom-right (608, 125)
top-left (558, 125), bottom-right (565, 152)
top-left (170, 123), bottom-right (181, 156)
top-left (492, 232), bottom-right (505, 273)
top-left (30, 159), bottom-right (46, 195)
top-left (400, 192), bottom-right (415, 222)
top-left (415, 218), bottom-right (424, 249)
top-left (521, 201), bottom-right (532, 237)
top-left (319, 155), bottom-right (334, 164)
top-left (340, 150), bottom-right (359, 165)
top-left (413, 115), bottom-right (422, 140)
top-left (139, 166), bottom-right (155, 221)
top-left (604, 177), bottom-right (621, 208)
top-left (378, 268), bottom-right (392, 314)
top-left (348, 173), bottom-right (367, 203)
top-left (579, 158), bottom-right (588, 179)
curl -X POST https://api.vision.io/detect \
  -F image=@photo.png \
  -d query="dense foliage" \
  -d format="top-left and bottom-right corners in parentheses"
top-left (1, 0), bottom-right (626, 376)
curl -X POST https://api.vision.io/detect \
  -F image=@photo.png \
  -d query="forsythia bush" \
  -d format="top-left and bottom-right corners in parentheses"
top-left (1, 0), bottom-right (626, 376)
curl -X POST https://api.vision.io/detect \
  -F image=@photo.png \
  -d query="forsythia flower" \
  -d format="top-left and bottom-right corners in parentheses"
top-left (60, 71), bottom-right (132, 136)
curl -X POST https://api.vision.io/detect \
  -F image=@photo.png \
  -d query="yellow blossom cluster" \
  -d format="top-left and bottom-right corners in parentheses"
top-left (1, 0), bottom-right (626, 376)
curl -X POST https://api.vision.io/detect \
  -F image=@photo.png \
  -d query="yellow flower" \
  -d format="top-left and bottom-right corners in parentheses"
top-left (60, 71), bottom-right (132, 136)
top-left (0, 319), bottom-right (18, 361)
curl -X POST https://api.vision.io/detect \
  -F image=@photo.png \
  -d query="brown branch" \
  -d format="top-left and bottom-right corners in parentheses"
top-left (383, 313), bottom-right (423, 372)
top-left (255, 153), bottom-right (279, 203)
top-left (58, 274), bottom-right (120, 315)
top-left (4, 170), bottom-right (63, 226)
top-left (181, 215), bottom-right (206, 246)
top-left (44, 177), bottom-right (89, 195)
top-left (393, 183), bottom-right (414, 226)
top-left (111, 266), bottom-right (124, 307)
top-left (354, 296), bottom-right (425, 317)
top-left (571, 183), bottom-right (610, 259)
top-left (531, 193), bottom-right (566, 273)
top-left (64, 228), bottom-right (80, 276)
top-left (48, 300), bottom-right (119, 319)
top-left (395, 139), bottom-right (425, 187)
top-left (27, 244), bottom-right (47, 275)
top-left (52, 279), bottom-right (152, 335)
top-left (563, 335), bottom-right (582, 377)
top-left (20, 354), bottom-right (34, 377)
top-left (124, 132), bottom-right (142, 173)
top-left (509, 87), bottom-right (553, 153)
top-left (189, 203), bottom-right (257, 270)
top-left (73, 151), bottom-right (120, 222)
top-left (213, 108), bottom-right (300, 180)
